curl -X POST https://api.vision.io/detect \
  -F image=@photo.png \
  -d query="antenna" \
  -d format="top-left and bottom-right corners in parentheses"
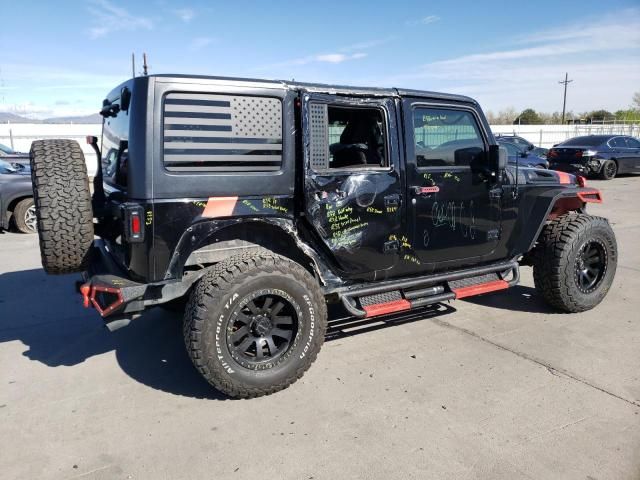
top-left (142, 53), bottom-right (149, 76)
top-left (131, 53), bottom-right (136, 78)
top-left (558, 73), bottom-right (573, 124)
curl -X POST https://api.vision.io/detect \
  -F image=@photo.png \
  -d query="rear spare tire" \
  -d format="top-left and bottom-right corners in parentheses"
top-left (30, 139), bottom-right (94, 274)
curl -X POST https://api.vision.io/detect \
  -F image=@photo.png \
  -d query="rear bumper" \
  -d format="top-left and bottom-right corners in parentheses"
top-left (550, 160), bottom-right (601, 176)
top-left (79, 239), bottom-right (201, 328)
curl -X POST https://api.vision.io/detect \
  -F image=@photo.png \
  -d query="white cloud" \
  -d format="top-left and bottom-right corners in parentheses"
top-left (339, 36), bottom-right (396, 52)
top-left (315, 53), bottom-right (367, 63)
top-left (173, 8), bottom-right (195, 22)
top-left (190, 37), bottom-right (215, 50)
top-left (86, 0), bottom-right (154, 38)
top-left (407, 15), bottom-right (440, 26)
top-left (377, 9), bottom-right (640, 112)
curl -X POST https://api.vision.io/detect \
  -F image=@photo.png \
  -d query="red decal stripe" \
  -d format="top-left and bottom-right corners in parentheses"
top-left (363, 299), bottom-right (411, 318)
top-left (452, 280), bottom-right (509, 299)
top-left (577, 189), bottom-right (602, 204)
top-left (419, 186), bottom-right (440, 194)
top-left (202, 196), bottom-right (239, 218)
top-left (556, 171), bottom-right (572, 184)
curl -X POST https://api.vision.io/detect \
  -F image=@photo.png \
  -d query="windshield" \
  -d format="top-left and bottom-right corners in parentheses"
top-left (0, 159), bottom-right (18, 173)
top-left (561, 136), bottom-right (608, 147)
top-left (0, 143), bottom-right (15, 155)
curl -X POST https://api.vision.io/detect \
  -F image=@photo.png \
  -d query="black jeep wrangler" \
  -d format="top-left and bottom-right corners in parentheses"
top-left (30, 75), bottom-right (617, 398)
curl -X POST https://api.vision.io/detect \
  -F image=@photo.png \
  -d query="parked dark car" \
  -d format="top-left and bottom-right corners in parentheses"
top-left (0, 159), bottom-right (36, 233)
top-left (0, 143), bottom-right (30, 163)
top-left (548, 135), bottom-right (640, 180)
top-left (495, 134), bottom-right (548, 156)
top-left (497, 139), bottom-right (549, 168)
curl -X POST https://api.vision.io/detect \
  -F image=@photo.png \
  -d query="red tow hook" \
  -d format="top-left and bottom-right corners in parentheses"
top-left (80, 283), bottom-right (91, 308)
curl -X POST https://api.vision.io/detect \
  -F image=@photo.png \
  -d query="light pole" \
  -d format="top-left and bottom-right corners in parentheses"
top-left (559, 73), bottom-right (573, 124)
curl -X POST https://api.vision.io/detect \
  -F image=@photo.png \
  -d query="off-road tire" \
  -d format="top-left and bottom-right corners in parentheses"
top-left (30, 140), bottom-right (94, 274)
top-left (599, 160), bottom-right (617, 180)
top-left (533, 213), bottom-right (617, 312)
top-left (183, 249), bottom-right (327, 398)
top-left (13, 197), bottom-right (37, 234)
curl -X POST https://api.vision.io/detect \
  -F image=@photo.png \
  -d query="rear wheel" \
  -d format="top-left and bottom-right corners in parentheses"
top-left (30, 140), bottom-right (94, 274)
top-left (183, 249), bottom-right (327, 398)
top-left (533, 213), bottom-right (617, 312)
top-left (599, 160), bottom-right (617, 180)
top-left (13, 198), bottom-right (37, 234)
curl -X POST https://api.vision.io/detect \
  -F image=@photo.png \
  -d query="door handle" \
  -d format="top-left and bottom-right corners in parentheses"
top-left (411, 186), bottom-right (440, 197)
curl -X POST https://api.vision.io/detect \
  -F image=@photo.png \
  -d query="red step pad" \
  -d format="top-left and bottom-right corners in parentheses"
top-left (452, 279), bottom-right (508, 299)
top-left (363, 299), bottom-right (411, 318)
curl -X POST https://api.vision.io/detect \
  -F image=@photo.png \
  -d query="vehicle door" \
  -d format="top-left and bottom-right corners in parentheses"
top-left (402, 100), bottom-right (502, 271)
top-left (302, 93), bottom-right (403, 277)
top-left (609, 137), bottom-right (632, 173)
top-left (623, 136), bottom-right (640, 171)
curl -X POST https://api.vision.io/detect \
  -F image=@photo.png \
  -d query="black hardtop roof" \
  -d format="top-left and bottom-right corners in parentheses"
top-left (146, 73), bottom-right (477, 104)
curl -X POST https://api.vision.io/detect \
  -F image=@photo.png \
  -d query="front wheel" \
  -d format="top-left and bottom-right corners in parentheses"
top-left (183, 249), bottom-right (327, 398)
top-left (599, 160), bottom-right (617, 180)
top-left (13, 198), bottom-right (37, 234)
top-left (533, 214), bottom-right (617, 312)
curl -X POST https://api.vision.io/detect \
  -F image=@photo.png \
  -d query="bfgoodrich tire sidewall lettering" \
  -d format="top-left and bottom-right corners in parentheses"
top-left (204, 274), bottom-right (318, 386)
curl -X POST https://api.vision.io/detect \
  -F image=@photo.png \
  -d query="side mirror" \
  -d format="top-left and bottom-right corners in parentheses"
top-left (520, 151), bottom-right (528, 158)
top-left (489, 144), bottom-right (507, 171)
top-left (527, 144), bottom-right (534, 151)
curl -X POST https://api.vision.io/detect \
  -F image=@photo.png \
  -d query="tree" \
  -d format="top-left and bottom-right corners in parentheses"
top-left (586, 109), bottom-right (614, 122)
top-left (514, 108), bottom-right (543, 125)
top-left (486, 107), bottom-right (518, 124)
top-left (633, 91), bottom-right (640, 110)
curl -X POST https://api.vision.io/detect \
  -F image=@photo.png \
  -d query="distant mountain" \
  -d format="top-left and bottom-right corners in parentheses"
top-left (0, 112), bottom-right (41, 123)
top-left (0, 112), bottom-right (101, 124)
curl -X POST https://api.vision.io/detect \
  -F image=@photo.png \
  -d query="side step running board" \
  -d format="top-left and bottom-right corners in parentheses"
top-left (339, 261), bottom-right (519, 318)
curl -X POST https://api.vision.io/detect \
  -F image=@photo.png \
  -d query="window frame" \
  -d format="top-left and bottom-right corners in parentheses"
top-left (410, 102), bottom-right (490, 171)
top-left (308, 101), bottom-right (393, 174)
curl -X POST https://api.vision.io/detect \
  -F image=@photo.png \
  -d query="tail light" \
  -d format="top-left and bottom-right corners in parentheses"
top-left (577, 175), bottom-right (587, 187)
top-left (122, 203), bottom-right (145, 243)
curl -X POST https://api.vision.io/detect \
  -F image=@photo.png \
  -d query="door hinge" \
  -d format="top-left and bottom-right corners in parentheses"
top-left (487, 228), bottom-right (500, 241)
top-left (383, 240), bottom-right (400, 253)
top-left (384, 194), bottom-right (401, 208)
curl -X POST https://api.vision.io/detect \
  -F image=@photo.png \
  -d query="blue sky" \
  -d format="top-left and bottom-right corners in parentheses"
top-left (1, 0), bottom-right (639, 118)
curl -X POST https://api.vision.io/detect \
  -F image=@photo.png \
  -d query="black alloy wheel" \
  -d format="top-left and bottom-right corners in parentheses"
top-left (574, 240), bottom-right (607, 293)
top-left (227, 292), bottom-right (299, 369)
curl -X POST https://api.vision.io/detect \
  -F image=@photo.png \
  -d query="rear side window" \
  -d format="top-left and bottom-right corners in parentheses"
top-left (625, 137), bottom-right (640, 148)
top-left (412, 107), bottom-right (485, 168)
top-left (163, 93), bottom-right (282, 172)
top-left (102, 101), bottom-right (130, 189)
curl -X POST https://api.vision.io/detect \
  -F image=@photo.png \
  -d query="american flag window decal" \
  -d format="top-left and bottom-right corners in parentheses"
top-left (163, 93), bottom-right (283, 172)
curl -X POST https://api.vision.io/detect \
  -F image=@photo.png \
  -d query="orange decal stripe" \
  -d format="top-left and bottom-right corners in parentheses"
top-left (452, 280), bottom-right (509, 299)
top-left (363, 299), bottom-right (411, 318)
top-left (556, 171), bottom-right (572, 184)
top-left (202, 196), bottom-right (239, 218)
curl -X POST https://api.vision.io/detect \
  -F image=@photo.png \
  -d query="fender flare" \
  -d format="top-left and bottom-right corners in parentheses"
top-left (164, 216), bottom-right (343, 289)
top-left (524, 187), bottom-right (602, 253)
